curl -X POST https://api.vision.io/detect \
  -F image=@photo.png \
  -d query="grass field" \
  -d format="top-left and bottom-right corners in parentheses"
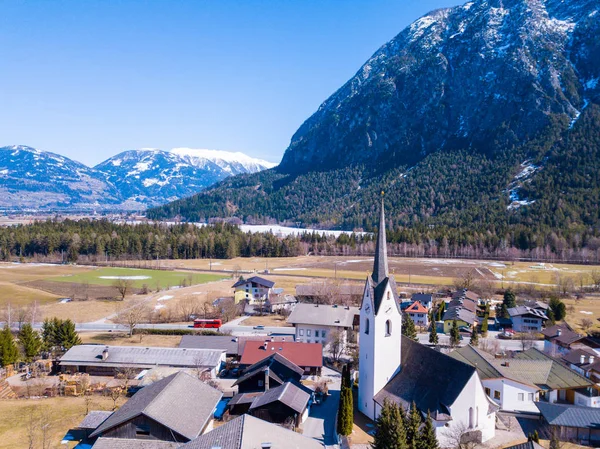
top-left (47, 267), bottom-right (226, 288)
top-left (81, 332), bottom-right (183, 347)
top-left (0, 396), bottom-right (125, 449)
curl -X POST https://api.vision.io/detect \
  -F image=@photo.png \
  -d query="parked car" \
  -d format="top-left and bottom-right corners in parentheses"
top-left (253, 325), bottom-right (265, 330)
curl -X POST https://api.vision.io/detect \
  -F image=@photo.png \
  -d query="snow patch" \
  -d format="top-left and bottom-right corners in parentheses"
top-left (157, 295), bottom-right (174, 301)
top-left (585, 78), bottom-right (599, 90)
top-left (98, 275), bottom-right (151, 280)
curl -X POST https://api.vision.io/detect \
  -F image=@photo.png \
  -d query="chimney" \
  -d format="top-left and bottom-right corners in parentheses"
top-left (504, 361), bottom-right (510, 367)
top-left (264, 367), bottom-right (270, 391)
top-left (581, 354), bottom-right (586, 364)
top-left (557, 329), bottom-right (562, 337)
top-left (102, 347), bottom-right (109, 360)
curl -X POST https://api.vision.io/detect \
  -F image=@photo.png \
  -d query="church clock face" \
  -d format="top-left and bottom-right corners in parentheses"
top-left (365, 304), bottom-right (371, 314)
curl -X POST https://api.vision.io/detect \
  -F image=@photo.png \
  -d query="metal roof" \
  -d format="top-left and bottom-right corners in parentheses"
top-left (442, 306), bottom-right (477, 325)
top-left (179, 335), bottom-right (240, 355)
top-left (536, 401), bottom-right (600, 428)
top-left (180, 414), bottom-right (324, 449)
top-left (508, 306), bottom-right (547, 319)
top-left (77, 411), bottom-right (113, 430)
top-left (287, 302), bottom-right (359, 327)
top-left (90, 371), bottom-right (222, 441)
top-left (249, 382), bottom-right (311, 414)
top-left (60, 345), bottom-right (224, 369)
top-left (91, 438), bottom-right (179, 449)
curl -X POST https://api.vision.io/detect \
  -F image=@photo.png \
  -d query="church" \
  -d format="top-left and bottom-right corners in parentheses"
top-left (358, 197), bottom-right (497, 446)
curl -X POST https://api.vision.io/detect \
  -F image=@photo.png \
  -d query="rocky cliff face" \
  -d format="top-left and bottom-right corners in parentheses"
top-left (279, 0), bottom-right (600, 173)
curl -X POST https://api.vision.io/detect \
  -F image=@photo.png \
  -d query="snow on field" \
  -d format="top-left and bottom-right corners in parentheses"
top-left (580, 311), bottom-right (593, 315)
top-left (154, 304), bottom-right (166, 310)
top-left (488, 263), bottom-right (506, 268)
top-left (342, 259), bottom-right (370, 264)
top-left (99, 275), bottom-right (151, 280)
top-left (59, 298), bottom-right (72, 304)
top-left (157, 295), bottom-right (174, 301)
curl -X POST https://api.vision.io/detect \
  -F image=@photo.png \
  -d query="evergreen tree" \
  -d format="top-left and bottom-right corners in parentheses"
top-left (429, 323), bottom-right (439, 345)
top-left (59, 319), bottom-right (82, 350)
top-left (18, 323), bottom-right (42, 362)
top-left (503, 289), bottom-right (517, 309)
top-left (450, 320), bottom-right (461, 347)
top-left (402, 313), bottom-right (418, 341)
top-left (528, 430), bottom-right (540, 443)
top-left (0, 325), bottom-right (20, 367)
top-left (470, 329), bottom-right (479, 347)
top-left (481, 314), bottom-right (489, 336)
top-left (549, 296), bottom-right (567, 321)
top-left (417, 412), bottom-right (439, 449)
top-left (436, 302), bottom-right (446, 321)
top-left (405, 402), bottom-right (422, 449)
top-left (337, 364), bottom-right (354, 436)
top-left (372, 399), bottom-right (407, 449)
top-left (547, 308), bottom-right (556, 325)
top-left (41, 317), bottom-right (60, 350)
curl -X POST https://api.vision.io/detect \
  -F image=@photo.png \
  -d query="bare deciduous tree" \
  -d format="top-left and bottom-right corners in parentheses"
top-left (114, 301), bottom-right (151, 337)
top-left (113, 279), bottom-right (134, 300)
top-left (178, 295), bottom-right (200, 321)
top-left (327, 329), bottom-right (347, 363)
top-left (519, 331), bottom-right (537, 351)
top-left (581, 318), bottom-right (594, 332)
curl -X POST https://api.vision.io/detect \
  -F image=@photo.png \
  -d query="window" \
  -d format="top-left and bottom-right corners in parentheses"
top-left (299, 329), bottom-right (304, 336)
top-left (307, 329), bottom-right (312, 337)
top-left (136, 424), bottom-right (151, 439)
top-left (387, 292), bottom-right (391, 300)
top-left (518, 393), bottom-right (524, 401)
top-left (468, 407), bottom-right (474, 429)
top-left (322, 330), bottom-right (327, 339)
top-left (385, 320), bottom-right (392, 337)
top-left (365, 318), bottom-right (370, 335)
top-left (485, 387), bottom-right (491, 397)
top-left (315, 330), bottom-right (319, 338)
top-left (258, 380), bottom-right (264, 387)
top-left (528, 393), bottom-right (534, 401)
top-left (494, 390), bottom-right (501, 400)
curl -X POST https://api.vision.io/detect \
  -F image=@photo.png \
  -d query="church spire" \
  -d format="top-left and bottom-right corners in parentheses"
top-left (372, 192), bottom-right (389, 285)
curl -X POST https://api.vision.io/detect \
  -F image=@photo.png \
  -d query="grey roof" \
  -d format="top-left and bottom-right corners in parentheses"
top-left (233, 365), bottom-right (284, 387)
top-left (442, 306), bottom-right (477, 325)
top-left (451, 345), bottom-right (593, 390)
top-left (524, 300), bottom-right (550, 311)
top-left (249, 382), bottom-right (311, 414)
top-left (60, 345), bottom-right (224, 369)
top-left (232, 276), bottom-right (275, 289)
top-left (77, 411), bottom-right (113, 429)
top-left (180, 414), bottom-right (324, 449)
top-left (372, 276), bottom-right (401, 315)
top-left (411, 293), bottom-right (433, 305)
top-left (233, 352), bottom-right (303, 387)
top-left (536, 401), bottom-right (600, 428)
top-left (372, 196), bottom-right (389, 286)
top-left (374, 337), bottom-right (477, 421)
top-left (90, 371), bottom-right (222, 440)
top-left (266, 294), bottom-right (297, 305)
top-left (507, 306), bottom-right (547, 320)
top-left (92, 438), bottom-right (179, 449)
top-left (229, 392), bottom-right (262, 407)
top-left (179, 335), bottom-right (240, 355)
top-left (542, 323), bottom-right (584, 346)
top-left (504, 441), bottom-right (545, 449)
top-left (287, 302), bottom-right (359, 327)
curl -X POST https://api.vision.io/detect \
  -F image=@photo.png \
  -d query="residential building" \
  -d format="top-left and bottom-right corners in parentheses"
top-left (358, 198), bottom-right (496, 447)
top-left (180, 414), bottom-right (324, 449)
top-left (451, 345), bottom-right (594, 413)
top-left (60, 345), bottom-right (225, 378)
top-left (264, 294), bottom-right (297, 313)
top-left (411, 293), bottom-right (433, 309)
top-left (89, 372), bottom-right (222, 444)
top-left (442, 306), bottom-right (478, 334)
top-left (232, 276), bottom-right (275, 304)
top-left (233, 353), bottom-right (303, 393)
top-left (405, 301), bottom-right (429, 327)
top-left (452, 289), bottom-right (480, 303)
top-left (507, 306), bottom-right (547, 332)
top-left (178, 335), bottom-right (294, 360)
top-left (536, 402), bottom-right (600, 446)
top-left (524, 300), bottom-right (550, 314)
top-left (239, 341), bottom-right (322, 375)
top-left (542, 323), bottom-right (600, 355)
top-left (287, 302), bottom-right (359, 349)
top-left (562, 348), bottom-right (600, 383)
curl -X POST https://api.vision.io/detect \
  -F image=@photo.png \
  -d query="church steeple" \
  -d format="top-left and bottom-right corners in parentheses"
top-left (372, 193), bottom-right (389, 285)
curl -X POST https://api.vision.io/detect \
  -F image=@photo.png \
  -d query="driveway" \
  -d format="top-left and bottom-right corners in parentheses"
top-left (303, 367), bottom-right (342, 447)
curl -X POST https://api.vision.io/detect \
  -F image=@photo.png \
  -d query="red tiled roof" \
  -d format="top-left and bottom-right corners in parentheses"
top-left (240, 341), bottom-right (323, 368)
top-left (406, 301), bottom-right (428, 314)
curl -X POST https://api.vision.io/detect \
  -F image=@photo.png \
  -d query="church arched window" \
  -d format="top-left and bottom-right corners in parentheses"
top-left (385, 320), bottom-right (391, 337)
top-left (468, 407), bottom-right (474, 429)
top-left (365, 318), bottom-right (370, 335)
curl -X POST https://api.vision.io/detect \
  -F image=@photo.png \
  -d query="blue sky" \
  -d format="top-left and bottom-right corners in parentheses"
top-left (0, 0), bottom-right (459, 166)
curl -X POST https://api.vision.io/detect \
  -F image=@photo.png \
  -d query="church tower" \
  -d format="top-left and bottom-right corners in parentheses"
top-left (358, 195), bottom-right (403, 420)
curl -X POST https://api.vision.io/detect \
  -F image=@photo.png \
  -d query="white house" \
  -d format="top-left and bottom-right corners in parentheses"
top-left (232, 276), bottom-right (275, 304)
top-left (507, 306), bottom-right (547, 332)
top-left (405, 301), bottom-right (429, 327)
top-left (287, 303), bottom-right (359, 349)
top-left (358, 198), bottom-right (496, 447)
top-left (451, 345), bottom-right (595, 413)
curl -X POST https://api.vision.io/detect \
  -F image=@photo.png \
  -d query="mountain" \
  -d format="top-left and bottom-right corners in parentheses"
top-left (148, 0), bottom-right (600, 242)
top-left (0, 146), bottom-right (275, 211)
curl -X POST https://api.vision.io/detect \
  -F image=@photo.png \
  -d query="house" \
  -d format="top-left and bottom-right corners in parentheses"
top-left (63, 410), bottom-right (113, 445)
top-left (562, 348), bottom-right (600, 383)
top-left (264, 294), bottom-right (297, 314)
top-left (452, 289), bottom-right (480, 303)
top-left (239, 341), bottom-right (322, 375)
top-left (524, 300), bottom-right (550, 314)
top-left (287, 302), bottom-right (359, 349)
top-left (358, 198), bottom-right (496, 447)
top-left (246, 381), bottom-right (312, 427)
top-left (180, 414), bottom-right (324, 449)
top-left (59, 345), bottom-right (225, 378)
top-left (450, 345), bottom-right (594, 413)
top-left (405, 301), bottom-right (429, 327)
top-left (536, 402), bottom-right (600, 446)
top-left (232, 276), bottom-right (275, 304)
top-left (411, 293), bottom-right (433, 309)
top-left (507, 306), bottom-right (547, 332)
top-left (542, 323), bottom-right (600, 355)
top-left (89, 372), bottom-right (222, 444)
top-left (233, 353), bottom-right (303, 393)
top-left (442, 306), bottom-right (478, 334)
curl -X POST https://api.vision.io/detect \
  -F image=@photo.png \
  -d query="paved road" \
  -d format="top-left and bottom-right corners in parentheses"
top-left (415, 332), bottom-right (544, 351)
top-left (303, 367), bottom-right (342, 447)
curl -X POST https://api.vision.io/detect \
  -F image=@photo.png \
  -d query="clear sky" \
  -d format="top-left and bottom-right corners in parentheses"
top-left (0, 0), bottom-right (459, 166)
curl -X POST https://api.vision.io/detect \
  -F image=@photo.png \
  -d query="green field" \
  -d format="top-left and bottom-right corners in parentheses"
top-left (48, 267), bottom-right (226, 288)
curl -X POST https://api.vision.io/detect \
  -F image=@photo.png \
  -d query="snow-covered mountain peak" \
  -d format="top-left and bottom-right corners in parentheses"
top-left (170, 148), bottom-right (276, 171)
